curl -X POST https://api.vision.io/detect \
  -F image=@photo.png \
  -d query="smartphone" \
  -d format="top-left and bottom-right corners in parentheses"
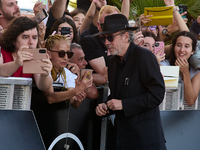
top-left (134, 17), bottom-right (141, 33)
top-left (23, 48), bottom-right (47, 74)
top-left (179, 4), bottom-right (187, 18)
top-left (79, 69), bottom-right (93, 81)
top-left (61, 27), bottom-right (71, 35)
top-left (154, 41), bottom-right (164, 56)
top-left (34, 9), bottom-right (48, 23)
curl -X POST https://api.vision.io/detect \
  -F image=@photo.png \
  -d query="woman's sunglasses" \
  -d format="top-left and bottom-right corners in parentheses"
top-left (100, 32), bottom-right (123, 43)
top-left (49, 50), bottom-right (74, 58)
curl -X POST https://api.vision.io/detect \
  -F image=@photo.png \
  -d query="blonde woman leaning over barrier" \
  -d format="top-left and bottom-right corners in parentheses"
top-left (44, 34), bottom-right (93, 108)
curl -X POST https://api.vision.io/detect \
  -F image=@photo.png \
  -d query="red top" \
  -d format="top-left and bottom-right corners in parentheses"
top-left (1, 48), bottom-right (33, 78)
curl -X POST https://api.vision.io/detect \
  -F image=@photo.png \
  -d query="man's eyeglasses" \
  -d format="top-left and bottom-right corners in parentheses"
top-left (100, 32), bottom-right (123, 43)
top-left (49, 50), bottom-right (74, 58)
top-left (142, 25), bottom-right (157, 31)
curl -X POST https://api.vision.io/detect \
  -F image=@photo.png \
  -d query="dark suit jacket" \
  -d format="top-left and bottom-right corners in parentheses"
top-left (107, 42), bottom-right (166, 150)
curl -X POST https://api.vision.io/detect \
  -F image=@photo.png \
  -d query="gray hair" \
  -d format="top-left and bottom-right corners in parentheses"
top-left (121, 30), bottom-right (134, 43)
top-left (127, 30), bottom-right (134, 42)
top-left (70, 43), bottom-right (82, 50)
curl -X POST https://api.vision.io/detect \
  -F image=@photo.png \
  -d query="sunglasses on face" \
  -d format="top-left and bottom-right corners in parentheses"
top-left (49, 50), bottom-right (74, 58)
top-left (100, 32), bottom-right (123, 43)
top-left (142, 25), bottom-right (157, 31)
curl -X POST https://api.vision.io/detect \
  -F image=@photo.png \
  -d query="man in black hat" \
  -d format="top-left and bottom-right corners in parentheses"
top-left (95, 14), bottom-right (167, 150)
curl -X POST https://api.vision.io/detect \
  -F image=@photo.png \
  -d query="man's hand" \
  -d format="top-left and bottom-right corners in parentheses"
top-left (164, 0), bottom-right (174, 6)
top-left (134, 31), bottom-right (144, 46)
top-left (93, 0), bottom-right (107, 10)
top-left (107, 99), bottom-right (123, 111)
top-left (140, 14), bottom-right (153, 26)
top-left (67, 62), bottom-right (80, 76)
top-left (33, 2), bottom-right (46, 15)
top-left (96, 103), bottom-right (109, 116)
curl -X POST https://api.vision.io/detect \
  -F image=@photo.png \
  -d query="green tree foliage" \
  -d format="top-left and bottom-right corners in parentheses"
top-left (107, 0), bottom-right (200, 27)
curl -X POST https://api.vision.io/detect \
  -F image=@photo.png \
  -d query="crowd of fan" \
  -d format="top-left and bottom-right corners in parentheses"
top-left (0, 0), bottom-right (200, 108)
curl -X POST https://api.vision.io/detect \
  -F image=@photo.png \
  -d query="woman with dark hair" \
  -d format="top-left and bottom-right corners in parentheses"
top-left (141, 30), bottom-right (158, 52)
top-left (160, 31), bottom-right (200, 106)
top-left (0, 16), bottom-right (53, 91)
top-left (49, 17), bottom-right (79, 43)
top-left (134, 30), bottom-right (165, 64)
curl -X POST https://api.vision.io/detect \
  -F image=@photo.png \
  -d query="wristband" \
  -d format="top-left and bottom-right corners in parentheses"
top-left (162, 28), bottom-right (171, 37)
top-left (173, 6), bottom-right (179, 12)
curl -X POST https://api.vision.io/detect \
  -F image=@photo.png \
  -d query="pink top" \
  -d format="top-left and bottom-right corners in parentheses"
top-left (1, 48), bottom-right (33, 78)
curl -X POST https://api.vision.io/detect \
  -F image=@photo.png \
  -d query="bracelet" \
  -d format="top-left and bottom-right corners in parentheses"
top-left (173, 6), bottom-right (179, 12)
top-left (162, 28), bottom-right (171, 37)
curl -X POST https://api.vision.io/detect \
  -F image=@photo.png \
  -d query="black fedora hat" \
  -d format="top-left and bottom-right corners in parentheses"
top-left (93, 14), bottom-right (138, 36)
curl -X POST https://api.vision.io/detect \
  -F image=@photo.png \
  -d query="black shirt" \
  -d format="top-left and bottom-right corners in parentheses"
top-left (45, 8), bottom-right (66, 40)
top-left (80, 35), bottom-right (110, 70)
top-left (79, 23), bottom-right (98, 42)
top-left (77, 0), bottom-right (91, 12)
top-left (115, 43), bottom-right (131, 92)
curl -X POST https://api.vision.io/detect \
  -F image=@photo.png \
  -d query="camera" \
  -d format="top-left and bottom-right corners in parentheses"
top-left (61, 27), bottom-right (71, 35)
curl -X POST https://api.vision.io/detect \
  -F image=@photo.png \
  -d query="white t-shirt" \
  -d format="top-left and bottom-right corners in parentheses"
top-left (160, 60), bottom-right (199, 80)
top-left (50, 68), bottom-right (77, 88)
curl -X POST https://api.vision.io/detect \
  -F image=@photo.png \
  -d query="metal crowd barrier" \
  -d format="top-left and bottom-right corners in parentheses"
top-left (31, 83), bottom-right (108, 150)
top-left (160, 81), bottom-right (199, 110)
top-left (0, 77), bottom-right (32, 110)
top-left (1, 77), bottom-right (200, 150)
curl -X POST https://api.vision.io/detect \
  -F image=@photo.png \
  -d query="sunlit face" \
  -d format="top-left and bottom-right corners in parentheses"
top-left (141, 37), bottom-right (155, 52)
top-left (49, 40), bottom-right (70, 72)
top-left (104, 31), bottom-right (126, 57)
top-left (97, 11), bottom-right (119, 33)
top-left (197, 15), bottom-right (200, 24)
top-left (141, 26), bottom-right (158, 36)
top-left (73, 13), bottom-right (85, 31)
top-left (0, 0), bottom-right (20, 21)
top-left (70, 48), bottom-right (87, 69)
top-left (57, 22), bottom-right (74, 42)
top-left (174, 36), bottom-right (193, 60)
top-left (14, 28), bottom-right (38, 51)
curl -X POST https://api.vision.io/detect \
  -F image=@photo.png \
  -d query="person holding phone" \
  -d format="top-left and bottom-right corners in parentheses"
top-left (44, 34), bottom-right (93, 108)
top-left (134, 31), bottom-right (165, 64)
top-left (70, 8), bottom-right (86, 33)
top-left (0, 16), bottom-right (53, 92)
top-left (49, 17), bottom-right (79, 43)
